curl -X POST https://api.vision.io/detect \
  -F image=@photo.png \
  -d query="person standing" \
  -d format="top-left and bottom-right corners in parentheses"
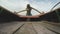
top-left (14, 4), bottom-right (42, 16)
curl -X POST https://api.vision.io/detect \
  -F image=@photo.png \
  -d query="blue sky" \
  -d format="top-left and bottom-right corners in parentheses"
top-left (0, 0), bottom-right (60, 15)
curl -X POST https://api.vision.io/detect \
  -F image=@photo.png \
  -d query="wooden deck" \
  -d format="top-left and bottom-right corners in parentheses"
top-left (0, 21), bottom-right (60, 34)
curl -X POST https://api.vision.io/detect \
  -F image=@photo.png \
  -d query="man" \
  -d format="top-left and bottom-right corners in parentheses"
top-left (15, 4), bottom-right (42, 16)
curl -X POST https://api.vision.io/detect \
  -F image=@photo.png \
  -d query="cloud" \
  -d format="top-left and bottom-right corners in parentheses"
top-left (0, 0), bottom-right (29, 11)
top-left (29, 0), bottom-right (60, 13)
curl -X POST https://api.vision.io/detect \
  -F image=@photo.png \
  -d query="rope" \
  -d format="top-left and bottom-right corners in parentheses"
top-left (50, 2), bottom-right (60, 11)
